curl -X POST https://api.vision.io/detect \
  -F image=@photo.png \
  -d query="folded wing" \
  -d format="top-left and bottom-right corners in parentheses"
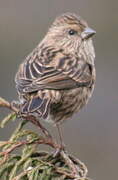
top-left (15, 54), bottom-right (93, 94)
top-left (15, 50), bottom-right (93, 118)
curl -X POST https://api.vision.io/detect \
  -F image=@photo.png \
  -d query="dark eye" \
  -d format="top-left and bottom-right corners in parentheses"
top-left (68, 29), bottom-right (77, 35)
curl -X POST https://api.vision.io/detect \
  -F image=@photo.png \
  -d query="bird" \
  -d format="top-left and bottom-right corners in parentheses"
top-left (15, 13), bottom-right (96, 143)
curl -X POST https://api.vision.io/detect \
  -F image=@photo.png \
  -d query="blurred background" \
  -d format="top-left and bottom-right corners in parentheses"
top-left (0, 0), bottom-right (118, 179)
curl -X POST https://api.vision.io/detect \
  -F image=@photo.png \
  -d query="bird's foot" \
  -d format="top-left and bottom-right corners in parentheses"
top-left (52, 142), bottom-right (66, 157)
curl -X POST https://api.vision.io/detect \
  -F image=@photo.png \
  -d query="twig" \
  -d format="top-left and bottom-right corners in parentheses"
top-left (0, 97), bottom-right (90, 180)
top-left (0, 97), bottom-right (18, 113)
top-left (12, 169), bottom-right (31, 180)
top-left (61, 151), bottom-right (79, 178)
top-left (0, 138), bottom-right (60, 164)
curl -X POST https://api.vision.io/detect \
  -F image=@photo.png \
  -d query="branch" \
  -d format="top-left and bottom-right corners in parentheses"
top-left (0, 97), bottom-right (91, 180)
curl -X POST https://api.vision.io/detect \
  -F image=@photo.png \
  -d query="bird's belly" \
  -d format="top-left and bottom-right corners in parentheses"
top-left (49, 86), bottom-right (93, 123)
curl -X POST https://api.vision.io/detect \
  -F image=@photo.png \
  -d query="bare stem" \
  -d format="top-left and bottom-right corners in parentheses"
top-left (0, 97), bottom-right (89, 180)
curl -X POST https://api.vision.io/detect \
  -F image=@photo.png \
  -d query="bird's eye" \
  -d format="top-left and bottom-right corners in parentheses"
top-left (68, 29), bottom-right (77, 35)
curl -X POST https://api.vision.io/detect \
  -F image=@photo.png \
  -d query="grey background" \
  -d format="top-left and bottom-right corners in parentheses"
top-left (0, 0), bottom-right (118, 179)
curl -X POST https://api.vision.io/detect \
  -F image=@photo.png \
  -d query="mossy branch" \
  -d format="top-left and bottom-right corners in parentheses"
top-left (0, 97), bottom-right (91, 180)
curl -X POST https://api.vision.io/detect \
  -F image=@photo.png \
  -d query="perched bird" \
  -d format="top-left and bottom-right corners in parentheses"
top-left (15, 13), bottom-right (96, 138)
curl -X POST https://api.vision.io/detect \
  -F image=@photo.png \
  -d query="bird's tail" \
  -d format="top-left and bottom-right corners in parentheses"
top-left (21, 95), bottom-right (50, 119)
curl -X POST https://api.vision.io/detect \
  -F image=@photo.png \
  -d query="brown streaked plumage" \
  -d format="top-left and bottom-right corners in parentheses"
top-left (15, 13), bottom-right (96, 125)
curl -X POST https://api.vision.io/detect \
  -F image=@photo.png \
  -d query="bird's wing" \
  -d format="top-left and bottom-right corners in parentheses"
top-left (15, 51), bottom-right (94, 118)
top-left (15, 53), bottom-right (93, 94)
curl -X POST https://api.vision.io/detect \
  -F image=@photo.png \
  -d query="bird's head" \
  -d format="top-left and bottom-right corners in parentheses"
top-left (46, 13), bottom-right (96, 53)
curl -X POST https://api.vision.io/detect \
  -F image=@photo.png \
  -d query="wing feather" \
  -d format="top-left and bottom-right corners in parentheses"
top-left (15, 48), bottom-right (94, 117)
top-left (15, 49), bottom-right (93, 94)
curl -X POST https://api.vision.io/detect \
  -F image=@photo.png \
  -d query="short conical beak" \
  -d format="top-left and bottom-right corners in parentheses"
top-left (81, 27), bottom-right (96, 39)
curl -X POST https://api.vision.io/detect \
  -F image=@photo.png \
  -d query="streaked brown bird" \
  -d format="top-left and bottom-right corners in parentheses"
top-left (15, 13), bottom-right (96, 142)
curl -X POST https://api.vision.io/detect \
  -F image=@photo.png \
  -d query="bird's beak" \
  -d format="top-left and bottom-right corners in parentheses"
top-left (81, 27), bottom-right (96, 40)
